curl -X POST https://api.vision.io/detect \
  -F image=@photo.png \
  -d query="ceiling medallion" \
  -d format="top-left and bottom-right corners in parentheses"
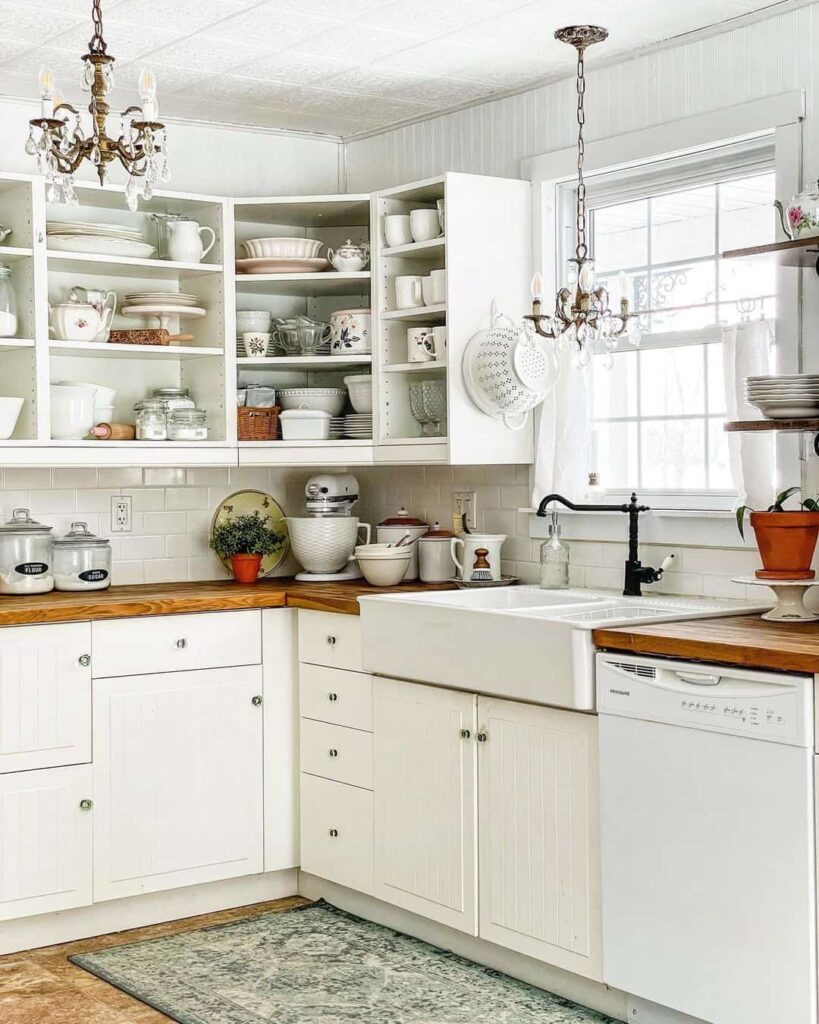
top-left (25, 0), bottom-right (170, 210)
top-left (526, 25), bottom-right (640, 366)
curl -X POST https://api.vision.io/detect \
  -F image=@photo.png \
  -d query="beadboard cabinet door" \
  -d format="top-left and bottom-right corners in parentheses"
top-left (0, 622), bottom-right (91, 773)
top-left (93, 665), bottom-right (264, 901)
top-left (477, 698), bottom-right (602, 980)
top-left (0, 765), bottom-right (93, 921)
top-left (373, 678), bottom-right (477, 934)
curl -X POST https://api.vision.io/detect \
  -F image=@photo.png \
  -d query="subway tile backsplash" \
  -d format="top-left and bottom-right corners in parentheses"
top-left (0, 463), bottom-right (760, 597)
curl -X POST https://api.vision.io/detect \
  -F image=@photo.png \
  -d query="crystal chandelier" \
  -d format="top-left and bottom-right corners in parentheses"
top-left (526, 26), bottom-right (640, 365)
top-left (25, 0), bottom-right (170, 210)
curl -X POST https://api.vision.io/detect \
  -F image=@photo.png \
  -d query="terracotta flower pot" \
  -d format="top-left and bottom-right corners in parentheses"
top-left (230, 553), bottom-right (263, 584)
top-left (750, 511), bottom-right (819, 579)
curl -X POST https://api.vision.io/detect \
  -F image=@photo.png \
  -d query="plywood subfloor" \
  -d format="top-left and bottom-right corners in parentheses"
top-left (0, 895), bottom-right (311, 1023)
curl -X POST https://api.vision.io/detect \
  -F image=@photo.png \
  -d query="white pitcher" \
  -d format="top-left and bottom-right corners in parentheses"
top-left (451, 533), bottom-right (507, 582)
top-left (166, 220), bottom-right (216, 263)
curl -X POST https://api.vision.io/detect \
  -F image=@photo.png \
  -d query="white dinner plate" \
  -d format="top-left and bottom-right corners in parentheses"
top-left (48, 235), bottom-right (156, 258)
top-left (122, 304), bottom-right (207, 319)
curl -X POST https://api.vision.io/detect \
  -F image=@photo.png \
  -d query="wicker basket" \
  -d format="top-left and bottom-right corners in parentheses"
top-left (237, 405), bottom-right (280, 441)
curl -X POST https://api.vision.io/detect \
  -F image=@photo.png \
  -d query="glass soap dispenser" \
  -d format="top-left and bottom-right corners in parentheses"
top-left (540, 510), bottom-right (570, 589)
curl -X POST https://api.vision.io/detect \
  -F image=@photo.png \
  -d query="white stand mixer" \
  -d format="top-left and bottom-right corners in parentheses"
top-left (284, 473), bottom-right (372, 583)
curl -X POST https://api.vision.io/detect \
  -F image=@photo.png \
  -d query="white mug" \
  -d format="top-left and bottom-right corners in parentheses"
top-left (410, 208), bottom-right (441, 242)
top-left (431, 269), bottom-right (447, 304)
top-left (421, 275), bottom-right (435, 306)
top-left (395, 275), bottom-right (423, 310)
top-left (384, 214), bottom-right (412, 247)
top-left (407, 327), bottom-right (435, 362)
top-left (432, 326), bottom-right (447, 361)
top-left (451, 533), bottom-right (507, 582)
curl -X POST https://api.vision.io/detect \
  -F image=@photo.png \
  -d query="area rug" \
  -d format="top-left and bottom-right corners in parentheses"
top-left (70, 900), bottom-right (620, 1024)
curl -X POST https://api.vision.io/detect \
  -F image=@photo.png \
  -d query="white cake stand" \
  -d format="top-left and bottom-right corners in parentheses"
top-left (732, 576), bottom-right (819, 622)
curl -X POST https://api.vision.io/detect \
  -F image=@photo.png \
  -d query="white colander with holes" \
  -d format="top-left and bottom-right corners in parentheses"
top-left (462, 308), bottom-right (557, 429)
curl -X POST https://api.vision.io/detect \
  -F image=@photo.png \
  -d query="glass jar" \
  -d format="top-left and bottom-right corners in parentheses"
top-left (0, 508), bottom-right (54, 594)
top-left (539, 512), bottom-right (570, 590)
top-left (53, 521), bottom-right (112, 591)
top-left (168, 408), bottom-right (208, 441)
top-left (152, 387), bottom-right (195, 415)
top-left (0, 265), bottom-right (17, 338)
top-left (134, 399), bottom-right (168, 440)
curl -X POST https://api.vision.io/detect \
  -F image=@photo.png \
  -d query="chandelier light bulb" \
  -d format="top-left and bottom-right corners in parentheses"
top-left (139, 67), bottom-right (158, 121)
top-left (577, 259), bottom-right (595, 293)
top-left (530, 272), bottom-right (544, 301)
top-left (38, 67), bottom-right (55, 117)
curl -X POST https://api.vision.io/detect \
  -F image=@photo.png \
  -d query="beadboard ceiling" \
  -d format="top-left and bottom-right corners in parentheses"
top-left (0, 0), bottom-right (798, 138)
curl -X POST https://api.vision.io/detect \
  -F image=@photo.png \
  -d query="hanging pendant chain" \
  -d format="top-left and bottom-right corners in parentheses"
top-left (575, 46), bottom-right (587, 263)
top-left (89, 0), bottom-right (107, 55)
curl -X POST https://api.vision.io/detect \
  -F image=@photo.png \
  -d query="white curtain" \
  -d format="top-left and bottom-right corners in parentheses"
top-left (532, 346), bottom-right (594, 505)
top-left (721, 319), bottom-right (775, 510)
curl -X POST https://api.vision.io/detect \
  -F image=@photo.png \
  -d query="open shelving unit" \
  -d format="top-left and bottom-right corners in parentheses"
top-left (723, 234), bottom-right (819, 273)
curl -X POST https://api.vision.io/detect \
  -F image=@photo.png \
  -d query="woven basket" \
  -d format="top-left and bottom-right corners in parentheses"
top-left (237, 406), bottom-right (280, 441)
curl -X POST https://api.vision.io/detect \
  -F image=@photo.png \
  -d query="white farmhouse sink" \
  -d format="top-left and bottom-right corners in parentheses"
top-left (358, 586), bottom-right (771, 711)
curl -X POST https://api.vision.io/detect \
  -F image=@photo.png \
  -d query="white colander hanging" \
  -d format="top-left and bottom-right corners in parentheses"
top-left (462, 306), bottom-right (557, 429)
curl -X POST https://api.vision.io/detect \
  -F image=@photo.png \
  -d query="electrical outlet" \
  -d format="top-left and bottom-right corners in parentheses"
top-left (110, 495), bottom-right (132, 533)
top-left (452, 491), bottom-right (477, 533)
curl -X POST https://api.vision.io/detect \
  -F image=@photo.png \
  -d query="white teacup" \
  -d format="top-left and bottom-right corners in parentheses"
top-left (410, 208), bottom-right (441, 242)
top-left (242, 331), bottom-right (271, 357)
top-left (49, 302), bottom-right (112, 343)
top-left (431, 269), bottom-right (447, 304)
top-left (384, 215), bottom-right (412, 247)
top-left (395, 275), bottom-right (423, 310)
top-left (407, 327), bottom-right (435, 363)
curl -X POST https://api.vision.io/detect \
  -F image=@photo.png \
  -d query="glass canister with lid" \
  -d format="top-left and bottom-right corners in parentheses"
top-left (168, 408), bottom-right (208, 440)
top-left (152, 387), bottom-right (195, 417)
top-left (134, 398), bottom-right (168, 440)
top-left (0, 508), bottom-right (54, 594)
top-left (53, 521), bottom-right (112, 591)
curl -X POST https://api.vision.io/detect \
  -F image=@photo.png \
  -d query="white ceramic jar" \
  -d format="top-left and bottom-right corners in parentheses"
top-left (376, 508), bottom-right (429, 581)
top-left (330, 308), bottom-right (371, 354)
top-left (418, 524), bottom-right (457, 582)
top-left (53, 521), bottom-right (112, 591)
top-left (451, 533), bottom-right (507, 582)
top-left (0, 508), bottom-right (54, 595)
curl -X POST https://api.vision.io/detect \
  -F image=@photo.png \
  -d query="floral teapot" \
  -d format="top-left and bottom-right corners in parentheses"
top-left (775, 181), bottom-right (819, 239)
top-left (326, 238), bottom-right (369, 272)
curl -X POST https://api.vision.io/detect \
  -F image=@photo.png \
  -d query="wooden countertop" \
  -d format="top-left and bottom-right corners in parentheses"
top-left (0, 578), bottom-right (455, 626)
top-left (594, 615), bottom-right (819, 674)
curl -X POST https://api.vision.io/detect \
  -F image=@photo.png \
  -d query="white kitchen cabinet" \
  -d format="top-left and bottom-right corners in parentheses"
top-left (300, 773), bottom-right (373, 894)
top-left (373, 678), bottom-right (478, 933)
top-left (477, 698), bottom-right (602, 980)
top-left (93, 664), bottom-right (264, 901)
top-left (263, 609), bottom-right (299, 872)
top-left (0, 622), bottom-right (91, 774)
top-left (0, 764), bottom-right (93, 921)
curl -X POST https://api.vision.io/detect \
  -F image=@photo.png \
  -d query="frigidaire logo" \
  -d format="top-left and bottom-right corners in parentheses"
top-left (609, 689), bottom-right (631, 697)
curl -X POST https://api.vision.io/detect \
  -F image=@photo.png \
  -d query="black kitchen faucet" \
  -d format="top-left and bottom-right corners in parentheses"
top-left (536, 492), bottom-right (674, 597)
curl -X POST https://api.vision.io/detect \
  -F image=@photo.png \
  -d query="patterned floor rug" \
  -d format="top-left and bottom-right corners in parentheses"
top-left (70, 900), bottom-right (621, 1024)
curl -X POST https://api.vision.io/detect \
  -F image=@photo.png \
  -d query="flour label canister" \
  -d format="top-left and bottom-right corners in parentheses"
top-left (0, 508), bottom-right (54, 594)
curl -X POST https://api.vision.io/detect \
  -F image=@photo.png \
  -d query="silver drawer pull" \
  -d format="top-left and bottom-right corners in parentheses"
top-left (476, 731), bottom-right (488, 743)
top-left (252, 695), bottom-right (263, 707)
top-left (328, 748), bottom-right (338, 758)
top-left (328, 692), bottom-right (339, 702)
top-left (326, 635), bottom-right (337, 646)
top-left (460, 728), bottom-right (471, 739)
top-left (79, 799), bottom-right (93, 811)
top-left (329, 828), bottom-right (339, 838)
top-left (78, 654), bottom-right (91, 667)
top-left (176, 638), bottom-right (188, 649)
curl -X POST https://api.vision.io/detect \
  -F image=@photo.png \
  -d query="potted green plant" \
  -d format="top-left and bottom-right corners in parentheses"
top-left (736, 487), bottom-right (819, 579)
top-left (210, 512), bottom-right (285, 584)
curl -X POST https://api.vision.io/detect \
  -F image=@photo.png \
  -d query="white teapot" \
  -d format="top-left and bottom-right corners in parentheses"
top-left (327, 239), bottom-right (369, 272)
top-left (49, 301), bottom-right (113, 343)
top-left (166, 219), bottom-right (216, 263)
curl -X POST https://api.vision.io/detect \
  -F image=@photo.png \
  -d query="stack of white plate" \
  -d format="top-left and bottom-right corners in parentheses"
top-left (125, 291), bottom-right (200, 308)
top-left (344, 413), bottom-right (373, 438)
top-left (745, 375), bottom-right (819, 419)
top-left (329, 416), bottom-right (345, 439)
top-left (47, 221), bottom-right (155, 259)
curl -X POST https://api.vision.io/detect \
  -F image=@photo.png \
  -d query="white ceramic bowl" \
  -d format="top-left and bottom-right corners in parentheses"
top-left (50, 384), bottom-right (95, 439)
top-left (0, 397), bottom-right (23, 439)
top-left (285, 516), bottom-right (362, 573)
top-left (278, 388), bottom-right (347, 416)
top-left (343, 374), bottom-right (373, 414)
top-left (356, 549), bottom-right (412, 586)
top-left (237, 310), bottom-right (271, 329)
top-left (241, 237), bottom-right (323, 259)
top-left (356, 543), bottom-right (412, 557)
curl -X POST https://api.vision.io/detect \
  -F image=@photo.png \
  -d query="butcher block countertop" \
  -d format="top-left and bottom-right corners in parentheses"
top-left (594, 615), bottom-right (819, 675)
top-left (0, 578), bottom-right (455, 626)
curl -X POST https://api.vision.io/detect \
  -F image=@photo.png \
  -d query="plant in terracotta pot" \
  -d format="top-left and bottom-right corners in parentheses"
top-left (736, 487), bottom-right (819, 580)
top-left (210, 512), bottom-right (285, 584)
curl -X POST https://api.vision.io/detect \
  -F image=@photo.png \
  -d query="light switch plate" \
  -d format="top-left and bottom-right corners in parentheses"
top-left (452, 491), bottom-right (476, 533)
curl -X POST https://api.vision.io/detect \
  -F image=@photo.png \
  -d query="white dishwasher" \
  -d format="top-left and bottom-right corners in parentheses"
top-left (597, 652), bottom-right (816, 1024)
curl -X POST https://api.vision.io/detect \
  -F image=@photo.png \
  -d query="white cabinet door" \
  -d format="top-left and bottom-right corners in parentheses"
top-left (300, 774), bottom-right (373, 894)
top-left (373, 678), bottom-right (477, 933)
top-left (0, 764), bottom-right (93, 921)
top-left (93, 665), bottom-right (264, 901)
top-left (0, 622), bottom-right (91, 773)
top-left (477, 698), bottom-right (602, 980)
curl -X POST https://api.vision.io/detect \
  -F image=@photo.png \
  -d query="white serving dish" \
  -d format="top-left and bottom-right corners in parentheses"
top-left (0, 397), bottom-right (23, 439)
top-left (278, 388), bottom-right (347, 416)
top-left (280, 408), bottom-right (332, 440)
top-left (236, 257), bottom-right (330, 275)
top-left (241, 237), bottom-right (322, 259)
top-left (47, 235), bottom-right (156, 258)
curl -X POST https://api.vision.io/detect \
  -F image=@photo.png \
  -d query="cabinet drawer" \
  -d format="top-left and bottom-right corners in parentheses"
top-left (301, 718), bottom-right (373, 789)
top-left (300, 664), bottom-right (373, 731)
top-left (92, 610), bottom-right (262, 678)
top-left (0, 622), bottom-right (91, 774)
top-left (298, 611), bottom-right (362, 672)
top-left (300, 774), bottom-right (373, 894)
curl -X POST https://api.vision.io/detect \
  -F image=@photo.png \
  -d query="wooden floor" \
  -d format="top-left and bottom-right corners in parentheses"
top-left (0, 895), bottom-right (311, 1023)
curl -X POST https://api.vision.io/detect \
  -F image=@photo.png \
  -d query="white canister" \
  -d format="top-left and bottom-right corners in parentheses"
top-left (330, 308), bottom-right (371, 354)
top-left (419, 524), bottom-right (457, 582)
top-left (394, 275), bottom-right (423, 310)
top-left (451, 533), bottom-right (507, 582)
top-left (376, 508), bottom-right (429, 581)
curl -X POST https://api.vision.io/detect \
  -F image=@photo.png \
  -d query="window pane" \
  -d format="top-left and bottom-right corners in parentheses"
top-left (719, 256), bottom-right (775, 303)
top-left (641, 419), bottom-right (706, 489)
top-left (651, 186), bottom-right (716, 263)
top-left (707, 343), bottom-right (726, 416)
top-left (593, 199), bottom-right (648, 271)
top-left (593, 421), bottom-right (639, 489)
top-left (719, 173), bottom-right (776, 251)
top-left (649, 261), bottom-right (717, 332)
top-left (707, 419), bottom-right (733, 489)
top-left (640, 346), bottom-right (705, 417)
top-left (593, 350), bottom-right (638, 418)
top-left (717, 296), bottom-right (776, 326)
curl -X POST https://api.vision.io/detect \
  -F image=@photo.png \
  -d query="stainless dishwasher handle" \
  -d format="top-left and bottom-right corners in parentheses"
top-left (676, 671), bottom-right (721, 686)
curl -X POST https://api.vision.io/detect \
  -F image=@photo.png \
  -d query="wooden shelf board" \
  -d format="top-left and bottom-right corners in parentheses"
top-left (235, 271), bottom-right (370, 296)
top-left (381, 237), bottom-right (445, 258)
top-left (47, 251), bottom-right (223, 279)
top-left (382, 304), bottom-right (446, 322)
top-left (237, 355), bottom-right (371, 369)
top-left (724, 418), bottom-right (819, 432)
top-left (50, 340), bottom-right (223, 360)
top-left (722, 235), bottom-right (819, 268)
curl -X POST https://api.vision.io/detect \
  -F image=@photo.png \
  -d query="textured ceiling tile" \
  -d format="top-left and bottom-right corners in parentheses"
top-left (266, 0), bottom-right (393, 17)
top-left (213, 6), bottom-right (338, 46)
top-left (384, 38), bottom-right (485, 77)
top-left (239, 51), bottom-right (362, 85)
top-left (148, 34), bottom-right (269, 73)
top-left (107, 0), bottom-right (256, 34)
top-left (0, 1), bottom-right (83, 39)
top-left (316, 66), bottom-right (487, 107)
top-left (365, 0), bottom-right (501, 34)
top-left (294, 23), bottom-right (424, 62)
top-left (115, 61), bottom-right (215, 96)
top-left (46, 22), bottom-right (176, 63)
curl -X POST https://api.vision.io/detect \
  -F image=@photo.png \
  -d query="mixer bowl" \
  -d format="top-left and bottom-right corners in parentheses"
top-left (285, 516), bottom-right (368, 573)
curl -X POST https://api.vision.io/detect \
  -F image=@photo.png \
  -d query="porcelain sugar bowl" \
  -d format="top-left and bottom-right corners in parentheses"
top-left (327, 239), bottom-right (369, 272)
